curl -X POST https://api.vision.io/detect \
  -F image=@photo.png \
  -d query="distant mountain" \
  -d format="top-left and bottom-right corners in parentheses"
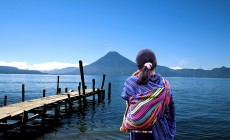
top-left (0, 66), bottom-right (43, 74)
top-left (42, 67), bottom-right (77, 75)
top-left (63, 51), bottom-right (136, 75)
top-left (155, 65), bottom-right (177, 77)
top-left (167, 66), bottom-right (230, 78)
top-left (54, 51), bottom-right (181, 76)
top-left (44, 51), bottom-right (230, 78)
top-left (79, 51), bottom-right (137, 75)
top-left (209, 66), bottom-right (230, 78)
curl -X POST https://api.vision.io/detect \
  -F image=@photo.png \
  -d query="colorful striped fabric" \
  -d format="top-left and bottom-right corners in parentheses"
top-left (124, 84), bottom-right (171, 130)
top-left (121, 74), bottom-right (176, 139)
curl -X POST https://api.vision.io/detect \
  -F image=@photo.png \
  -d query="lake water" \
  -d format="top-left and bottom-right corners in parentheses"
top-left (0, 74), bottom-right (230, 140)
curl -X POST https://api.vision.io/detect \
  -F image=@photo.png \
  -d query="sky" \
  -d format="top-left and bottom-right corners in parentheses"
top-left (0, 0), bottom-right (229, 71)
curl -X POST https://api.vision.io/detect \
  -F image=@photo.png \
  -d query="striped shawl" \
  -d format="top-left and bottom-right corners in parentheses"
top-left (124, 78), bottom-right (171, 130)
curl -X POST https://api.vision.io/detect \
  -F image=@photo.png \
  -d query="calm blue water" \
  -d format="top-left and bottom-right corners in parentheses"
top-left (0, 74), bottom-right (230, 140)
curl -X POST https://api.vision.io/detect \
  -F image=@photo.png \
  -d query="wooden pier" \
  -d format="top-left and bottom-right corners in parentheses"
top-left (0, 60), bottom-right (112, 136)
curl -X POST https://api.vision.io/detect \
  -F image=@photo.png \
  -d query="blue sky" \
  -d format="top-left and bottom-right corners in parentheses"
top-left (0, 0), bottom-right (229, 71)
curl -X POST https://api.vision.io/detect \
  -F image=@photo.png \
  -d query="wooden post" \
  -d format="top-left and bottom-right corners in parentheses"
top-left (92, 79), bottom-right (95, 102)
top-left (102, 90), bottom-right (105, 101)
top-left (65, 87), bottom-right (68, 93)
top-left (56, 76), bottom-right (60, 95)
top-left (22, 84), bottom-right (25, 102)
top-left (20, 110), bottom-right (28, 133)
top-left (78, 82), bottom-right (81, 95)
top-left (79, 60), bottom-right (85, 94)
top-left (43, 89), bottom-right (46, 97)
top-left (67, 94), bottom-right (73, 113)
top-left (108, 82), bottom-right (111, 100)
top-left (4, 95), bottom-right (7, 106)
top-left (79, 60), bottom-right (86, 106)
top-left (54, 103), bottom-right (60, 121)
top-left (97, 88), bottom-right (101, 102)
top-left (83, 96), bottom-right (86, 107)
top-left (78, 84), bottom-right (82, 107)
top-left (41, 104), bottom-right (47, 132)
top-left (101, 74), bottom-right (106, 89)
top-left (92, 79), bottom-right (95, 92)
top-left (58, 88), bottom-right (61, 94)
top-left (65, 101), bottom-right (68, 114)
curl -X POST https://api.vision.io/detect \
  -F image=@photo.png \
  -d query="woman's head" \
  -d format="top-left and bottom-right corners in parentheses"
top-left (136, 49), bottom-right (157, 84)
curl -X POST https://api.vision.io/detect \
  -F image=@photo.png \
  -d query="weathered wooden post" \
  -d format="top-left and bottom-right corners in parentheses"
top-left (78, 82), bottom-right (81, 94)
top-left (101, 74), bottom-right (106, 89)
top-left (108, 82), bottom-right (111, 100)
top-left (92, 79), bottom-right (95, 102)
top-left (54, 103), bottom-right (60, 121)
top-left (101, 74), bottom-right (106, 100)
top-left (22, 84), bottom-right (25, 102)
top-left (56, 76), bottom-right (60, 95)
top-left (58, 88), bottom-right (61, 94)
top-left (43, 89), bottom-right (46, 97)
top-left (79, 61), bottom-right (85, 91)
top-left (78, 83), bottom-right (82, 107)
top-left (4, 95), bottom-right (7, 106)
top-left (65, 87), bottom-right (68, 93)
top-left (97, 88), bottom-right (101, 102)
top-left (67, 94), bottom-right (73, 113)
top-left (102, 89), bottom-right (105, 101)
top-left (41, 104), bottom-right (47, 132)
top-left (20, 110), bottom-right (28, 133)
top-left (79, 60), bottom-right (86, 107)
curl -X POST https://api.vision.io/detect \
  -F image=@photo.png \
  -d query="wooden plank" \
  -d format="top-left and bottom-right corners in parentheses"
top-left (0, 115), bottom-right (10, 120)
top-left (0, 90), bottom-right (94, 121)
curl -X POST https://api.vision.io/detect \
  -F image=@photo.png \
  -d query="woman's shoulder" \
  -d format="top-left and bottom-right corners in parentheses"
top-left (126, 75), bottom-right (139, 82)
top-left (124, 75), bottom-right (139, 88)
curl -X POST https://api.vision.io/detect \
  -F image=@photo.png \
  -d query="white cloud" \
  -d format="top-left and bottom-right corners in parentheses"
top-left (0, 61), bottom-right (88, 71)
top-left (169, 67), bottom-right (183, 70)
top-left (0, 61), bottom-right (29, 69)
top-left (28, 62), bottom-right (79, 71)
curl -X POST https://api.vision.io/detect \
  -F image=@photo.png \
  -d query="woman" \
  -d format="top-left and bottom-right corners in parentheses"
top-left (120, 49), bottom-right (176, 140)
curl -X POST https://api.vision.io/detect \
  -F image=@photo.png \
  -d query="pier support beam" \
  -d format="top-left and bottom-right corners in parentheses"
top-left (4, 95), bottom-right (7, 106)
top-left (101, 74), bottom-right (106, 90)
top-left (22, 84), bottom-right (25, 102)
top-left (65, 87), bottom-right (68, 93)
top-left (43, 89), bottom-right (46, 97)
top-left (41, 104), bottom-right (47, 132)
top-left (20, 110), bottom-right (28, 133)
top-left (108, 82), bottom-right (111, 100)
top-left (54, 103), bottom-right (60, 121)
top-left (92, 79), bottom-right (95, 103)
top-left (67, 94), bottom-right (73, 113)
top-left (58, 88), bottom-right (61, 94)
top-left (78, 83), bottom-right (82, 107)
top-left (97, 88), bottom-right (101, 103)
top-left (79, 60), bottom-right (86, 107)
top-left (56, 76), bottom-right (60, 95)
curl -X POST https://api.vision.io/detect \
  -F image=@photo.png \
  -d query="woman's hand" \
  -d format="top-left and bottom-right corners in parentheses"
top-left (120, 123), bottom-right (128, 132)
